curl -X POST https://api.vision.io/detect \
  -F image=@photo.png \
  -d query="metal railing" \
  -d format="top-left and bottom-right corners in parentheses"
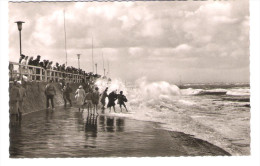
top-left (9, 61), bottom-right (93, 83)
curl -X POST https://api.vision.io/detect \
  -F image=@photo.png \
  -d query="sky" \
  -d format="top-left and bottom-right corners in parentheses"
top-left (8, 0), bottom-right (249, 84)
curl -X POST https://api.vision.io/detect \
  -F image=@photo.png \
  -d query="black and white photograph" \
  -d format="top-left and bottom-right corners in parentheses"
top-left (1, 0), bottom-right (260, 164)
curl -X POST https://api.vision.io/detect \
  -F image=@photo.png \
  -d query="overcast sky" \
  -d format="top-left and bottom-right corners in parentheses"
top-left (9, 1), bottom-right (249, 83)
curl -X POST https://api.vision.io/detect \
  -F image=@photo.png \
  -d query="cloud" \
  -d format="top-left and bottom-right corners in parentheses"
top-left (8, 1), bottom-right (249, 83)
top-left (174, 44), bottom-right (192, 52)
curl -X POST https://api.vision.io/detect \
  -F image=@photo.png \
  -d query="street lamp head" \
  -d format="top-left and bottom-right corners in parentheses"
top-left (15, 21), bottom-right (25, 31)
top-left (77, 54), bottom-right (80, 59)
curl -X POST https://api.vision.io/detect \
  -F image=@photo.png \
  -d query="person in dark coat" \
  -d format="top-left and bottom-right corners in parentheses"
top-left (62, 83), bottom-right (72, 108)
top-left (107, 90), bottom-right (118, 113)
top-left (45, 79), bottom-right (56, 110)
top-left (117, 91), bottom-right (128, 112)
top-left (32, 55), bottom-right (41, 66)
top-left (19, 54), bottom-right (25, 63)
top-left (33, 55), bottom-right (41, 80)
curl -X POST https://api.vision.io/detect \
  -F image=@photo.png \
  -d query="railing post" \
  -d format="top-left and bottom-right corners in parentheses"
top-left (45, 69), bottom-right (47, 82)
top-left (39, 67), bottom-right (42, 81)
top-left (55, 71), bottom-right (57, 82)
top-left (33, 68), bottom-right (35, 81)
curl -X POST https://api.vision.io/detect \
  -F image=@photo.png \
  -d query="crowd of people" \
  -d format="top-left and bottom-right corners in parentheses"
top-left (9, 54), bottom-right (126, 123)
top-left (10, 54), bottom-right (100, 82)
top-left (19, 54), bottom-right (88, 74)
top-left (45, 80), bottom-right (128, 115)
top-left (10, 78), bottom-right (128, 123)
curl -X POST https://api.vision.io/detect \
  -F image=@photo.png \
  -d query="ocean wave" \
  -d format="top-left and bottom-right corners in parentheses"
top-left (226, 88), bottom-right (250, 96)
top-left (180, 88), bottom-right (227, 96)
top-left (95, 78), bottom-right (250, 155)
top-left (181, 88), bottom-right (250, 96)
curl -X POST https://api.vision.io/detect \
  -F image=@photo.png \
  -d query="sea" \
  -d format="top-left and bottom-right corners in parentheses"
top-left (95, 78), bottom-right (250, 156)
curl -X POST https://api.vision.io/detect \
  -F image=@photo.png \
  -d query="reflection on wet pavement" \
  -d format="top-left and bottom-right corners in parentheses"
top-left (10, 107), bottom-right (230, 157)
top-left (9, 107), bottom-right (171, 158)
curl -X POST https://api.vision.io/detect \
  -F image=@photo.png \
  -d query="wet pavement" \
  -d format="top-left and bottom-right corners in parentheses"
top-left (9, 107), bottom-right (230, 158)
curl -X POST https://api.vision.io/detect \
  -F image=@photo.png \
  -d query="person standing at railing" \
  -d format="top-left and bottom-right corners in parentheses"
top-left (43, 60), bottom-right (49, 69)
top-left (45, 79), bottom-right (56, 110)
top-left (18, 54), bottom-right (25, 80)
top-left (9, 63), bottom-right (14, 81)
top-left (42, 60), bottom-right (48, 80)
top-left (32, 55), bottom-right (41, 81)
top-left (27, 56), bottom-right (34, 81)
top-left (26, 56), bottom-right (33, 81)
top-left (21, 56), bottom-right (29, 80)
top-left (19, 54), bottom-right (25, 63)
top-left (54, 62), bottom-right (60, 82)
top-left (46, 61), bottom-right (53, 81)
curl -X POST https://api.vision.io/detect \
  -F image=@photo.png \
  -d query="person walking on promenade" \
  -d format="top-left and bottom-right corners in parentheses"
top-left (85, 89), bottom-right (93, 114)
top-left (100, 87), bottom-right (108, 110)
top-left (117, 91), bottom-right (128, 112)
top-left (17, 81), bottom-right (27, 119)
top-left (92, 87), bottom-right (100, 115)
top-left (62, 83), bottom-right (72, 108)
top-left (10, 80), bottom-right (20, 121)
top-left (75, 85), bottom-right (86, 112)
top-left (45, 79), bottom-right (56, 110)
top-left (107, 90), bottom-right (118, 113)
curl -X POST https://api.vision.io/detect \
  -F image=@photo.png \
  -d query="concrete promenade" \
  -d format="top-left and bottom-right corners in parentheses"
top-left (10, 107), bottom-right (230, 158)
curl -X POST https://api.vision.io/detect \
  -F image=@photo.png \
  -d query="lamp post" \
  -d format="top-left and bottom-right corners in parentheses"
top-left (77, 54), bottom-right (80, 69)
top-left (15, 21), bottom-right (25, 56)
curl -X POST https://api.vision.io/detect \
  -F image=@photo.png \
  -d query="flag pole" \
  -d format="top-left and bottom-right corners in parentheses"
top-left (63, 9), bottom-right (68, 67)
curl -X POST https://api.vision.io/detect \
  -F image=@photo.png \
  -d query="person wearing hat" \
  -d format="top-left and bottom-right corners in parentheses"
top-left (117, 91), bottom-right (128, 112)
top-left (19, 54), bottom-right (25, 63)
top-left (75, 85), bottom-right (86, 112)
top-left (45, 79), bottom-right (56, 110)
top-left (91, 87), bottom-right (100, 115)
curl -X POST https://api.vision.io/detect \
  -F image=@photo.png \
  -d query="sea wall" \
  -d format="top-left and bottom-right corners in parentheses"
top-left (9, 82), bottom-right (82, 114)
